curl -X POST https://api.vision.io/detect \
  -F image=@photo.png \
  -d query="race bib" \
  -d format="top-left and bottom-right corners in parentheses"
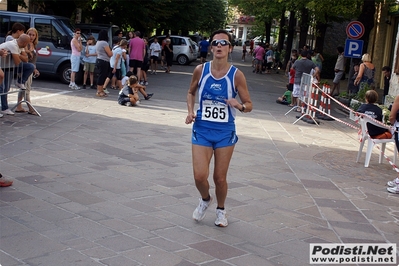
top-left (201, 100), bottom-right (229, 122)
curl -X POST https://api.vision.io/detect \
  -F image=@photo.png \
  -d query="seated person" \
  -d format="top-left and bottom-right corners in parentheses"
top-left (276, 89), bottom-right (292, 105)
top-left (121, 71), bottom-right (133, 87)
top-left (118, 75), bottom-right (140, 106)
top-left (357, 90), bottom-right (391, 139)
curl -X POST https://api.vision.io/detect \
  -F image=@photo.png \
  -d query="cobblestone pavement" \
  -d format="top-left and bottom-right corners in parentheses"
top-left (0, 51), bottom-right (398, 266)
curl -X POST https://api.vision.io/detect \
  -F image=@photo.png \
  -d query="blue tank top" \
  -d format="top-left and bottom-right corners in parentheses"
top-left (195, 61), bottom-right (238, 130)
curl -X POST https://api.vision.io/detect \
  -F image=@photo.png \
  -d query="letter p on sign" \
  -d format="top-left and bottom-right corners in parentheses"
top-left (344, 39), bottom-right (363, 58)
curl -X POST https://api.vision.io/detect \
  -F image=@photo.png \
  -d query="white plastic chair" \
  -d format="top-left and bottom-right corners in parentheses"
top-left (356, 115), bottom-right (397, 167)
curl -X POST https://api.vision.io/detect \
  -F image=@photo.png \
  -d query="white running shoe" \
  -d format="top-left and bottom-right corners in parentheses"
top-left (387, 184), bottom-right (399, 194)
top-left (387, 177), bottom-right (399, 187)
top-left (15, 82), bottom-right (26, 90)
top-left (69, 83), bottom-right (74, 88)
top-left (103, 88), bottom-right (110, 94)
top-left (144, 81), bottom-right (149, 86)
top-left (1, 109), bottom-right (15, 115)
top-left (74, 84), bottom-right (81, 90)
top-left (215, 209), bottom-right (228, 227)
top-left (0, 113), bottom-right (3, 118)
top-left (193, 196), bottom-right (212, 221)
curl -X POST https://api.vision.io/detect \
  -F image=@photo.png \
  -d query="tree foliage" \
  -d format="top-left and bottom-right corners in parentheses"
top-left (6, 0), bottom-right (226, 36)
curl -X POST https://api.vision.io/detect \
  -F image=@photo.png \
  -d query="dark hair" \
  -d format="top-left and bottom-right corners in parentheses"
top-left (134, 31), bottom-right (141, 37)
top-left (75, 28), bottom-right (81, 33)
top-left (112, 36), bottom-right (121, 44)
top-left (209, 29), bottom-right (232, 44)
top-left (337, 46), bottom-right (344, 53)
top-left (365, 90), bottom-right (378, 104)
top-left (87, 35), bottom-right (96, 44)
top-left (382, 66), bottom-right (391, 72)
top-left (98, 29), bottom-right (109, 42)
top-left (300, 49), bottom-right (308, 57)
top-left (115, 30), bottom-right (123, 36)
top-left (126, 71), bottom-right (133, 77)
top-left (6, 22), bottom-right (25, 36)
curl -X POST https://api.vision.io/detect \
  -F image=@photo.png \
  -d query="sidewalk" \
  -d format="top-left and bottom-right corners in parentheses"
top-left (0, 51), bottom-right (398, 266)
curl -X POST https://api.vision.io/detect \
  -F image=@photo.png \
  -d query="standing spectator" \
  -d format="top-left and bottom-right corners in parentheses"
top-left (252, 44), bottom-right (265, 74)
top-left (241, 41), bottom-right (247, 62)
top-left (69, 28), bottom-right (82, 90)
top-left (331, 46), bottom-right (345, 96)
top-left (292, 49), bottom-right (319, 110)
top-left (160, 34), bottom-right (170, 70)
top-left (15, 28), bottom-right (40, 115)
top-left (115, 30), bottom-right (123, 39)
top-left (0, 34), bottom-right (34, 115)
top-left (163, 38), bottom-right (173, 73)
top-left (103, 37), bottom-right (121, 92)
top-left (95, 29), bottom-right (113, 97)
top-left (140, 37), bottom-right (150, 85)
top-left (149, 37), bottom-right (161, 75)
top-left (354, 53), bottom-right (375, 91)
top-left (285, 49), bottom-right (298, 77)
top-left (82, 35), bottom-right (97, 90)
top-left (104, 39), bottom-right (127, 91)
top-left (249, 39), bottom-right (254, 55)
top-left (382, 66), bottom-right (391, 99)
top-left (128, 31), bottom-right (146, 82)
top-left (264, 45), bottom-right (274, 73)
top-left (199, 37), bottom-right (210, 64)
top-left (185, 29), bottom-right (252, 227)
top-left (311, 48), bottom-right (324, 72)
top-left (348, 64), bottom-right (360, 94)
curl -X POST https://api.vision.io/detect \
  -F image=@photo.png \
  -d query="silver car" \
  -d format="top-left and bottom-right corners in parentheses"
top-left (149, 35), bottom-right (198, 65)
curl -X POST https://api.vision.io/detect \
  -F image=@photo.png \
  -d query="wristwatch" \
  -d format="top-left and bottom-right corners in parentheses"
top-left (240, 104), bottom-right (246, 112)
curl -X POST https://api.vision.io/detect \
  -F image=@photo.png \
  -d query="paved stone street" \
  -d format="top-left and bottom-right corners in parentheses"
top-left (1, 51), bottom-right (398, 266)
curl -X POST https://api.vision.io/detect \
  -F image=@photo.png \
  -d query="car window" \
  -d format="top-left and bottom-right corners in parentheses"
top-left (0, 15), bottom-right (30, 40)
top-left (170, 37), bottom-right (179, 45)
top-left (35, 18), bottom-right (65, 47)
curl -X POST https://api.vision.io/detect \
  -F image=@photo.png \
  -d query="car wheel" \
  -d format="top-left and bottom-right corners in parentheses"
top-left (58, 63), bottom-right (83, 84)
top-left (58, 63), bottom-right (72, 84)
top-left (177, 55), bottom-right (188, 65)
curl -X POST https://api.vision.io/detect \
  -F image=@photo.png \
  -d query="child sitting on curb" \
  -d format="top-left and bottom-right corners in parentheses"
top-left (276, 88), bottom-right (292, 105)
top-left (118, 75), bottom-right (140, 106)
top-left (118, 75), bottom-right (154, 107)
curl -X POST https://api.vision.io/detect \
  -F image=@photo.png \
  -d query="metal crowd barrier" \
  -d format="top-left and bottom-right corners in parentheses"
top-left (0, 54), bottom-right (40, 116)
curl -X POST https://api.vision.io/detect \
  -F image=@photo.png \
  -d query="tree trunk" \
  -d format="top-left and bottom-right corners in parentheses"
top-left (283, 10), bottom-right (296, 69)
top-left (265, 20), bottom-right (271, 44)
top-left (314, 21), bottom-right (328, 53)
top-left (278, 9), bottom-right (286, 52)
top-left (299, 7), bottom-right (309, 49)
top-left (357, 0), bottom-right (376, 54)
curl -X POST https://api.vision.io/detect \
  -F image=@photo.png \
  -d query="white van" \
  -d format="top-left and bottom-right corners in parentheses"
top-left (148, 35), bottom-right (198, 65)
top-left (0, 11), bottom-right (83, 84)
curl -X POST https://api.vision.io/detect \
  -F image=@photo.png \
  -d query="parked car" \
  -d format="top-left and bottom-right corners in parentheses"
top-left (0, 11), bottom-right (84, 84)
top-left (76, 23), bottom-right (121, 47)
top-left (148, 35), bottom-right (198, 65)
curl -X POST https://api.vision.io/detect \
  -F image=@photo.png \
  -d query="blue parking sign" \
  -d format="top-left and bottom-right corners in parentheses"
top-left (344, 39), bottom-right (363, 58)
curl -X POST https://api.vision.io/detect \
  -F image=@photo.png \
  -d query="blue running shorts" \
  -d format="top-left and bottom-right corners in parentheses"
top-left (192, 125), bottom-right (238, 149)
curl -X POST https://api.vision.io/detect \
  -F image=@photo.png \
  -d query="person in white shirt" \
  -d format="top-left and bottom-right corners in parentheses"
top-left (149, 37), bottom-right (161, 74)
